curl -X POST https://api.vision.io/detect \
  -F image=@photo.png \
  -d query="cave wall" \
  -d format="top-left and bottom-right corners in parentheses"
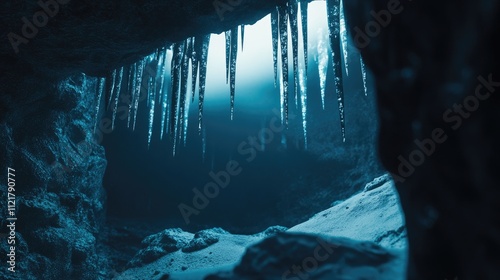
top-left (0, 74), bottom-right (107, 279)
top-left (344, 0), bottom-right (500, 279)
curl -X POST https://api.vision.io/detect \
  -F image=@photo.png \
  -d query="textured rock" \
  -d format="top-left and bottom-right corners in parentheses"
top-left (207, 232), bottom-right (401, 280)
top-left (344, 0), bottom-right (500, 279)
top-left (0, 74), bottom-right (107, 280)
top-left (128, 228), bottom-right (192, 267)
top-left (182, 228), bottom-right (228, 253)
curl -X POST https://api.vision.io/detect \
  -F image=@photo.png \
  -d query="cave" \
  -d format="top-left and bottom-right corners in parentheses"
top-left (1, 0), bottom-right (499, 279)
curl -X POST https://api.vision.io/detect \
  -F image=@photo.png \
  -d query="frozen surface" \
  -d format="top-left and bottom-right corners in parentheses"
top-left (115, 177), bottom-right (407, 280)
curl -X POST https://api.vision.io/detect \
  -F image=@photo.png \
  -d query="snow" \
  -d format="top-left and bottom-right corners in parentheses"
top-left (115, 176), bottom-right (407, 280)
top-left (290, 177), bottom-right (407, 249)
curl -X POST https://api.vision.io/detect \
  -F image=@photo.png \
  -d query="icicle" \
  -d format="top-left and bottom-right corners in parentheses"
top-left (240, 25), bottom-right (245, 51)
top-left (171, 42), bottom-right (184, 156)
top-left (197, 35), bottom-right (210, 134)
top-left (111, 67), bottom-right (124, 130)
top-left (179, 40), bottom-right (190, 147)
top-left (182, 81), bottom-right (191, 146)
top-left (289, 0), bottom-right (299, 109)
top-left (147, 76), bottom-right (156, 148)
top-left (279, 64), bottom-right (285, 122)
top-left (107, 69), bottom-right (117, 110)
top-left (157, 50), bottom-right (166, 139)
top-left (127, 64), bottom-right (136, 128)
top-left (340, 0), bottom-right (349, 76)
top-left (159, 49), bottom-right (171, 140)
top-left (190, 37), bottom-right (198, 102)
top-left (132, 58), bottom-right (146, 131)
top-left (94, 77), bottom-right (105, 133)
top-left (360, 55), bottom-right (368, 96)
top-left (229, 27), bottom-right (238, 120)
top-left (225, 31), bottom-right (231, 84)
top-left (271, 9), bottom-right (279, 88)
top-left (327, 0), bottom-right (346, 142)
top-left (300, 0), bottom-right (308, 74)
top-left (299, 62), bottom-right (308, 149)
top-left (278, 4), bottom-right (289, 127)
top-left (317, 28), bottom-right (328, 110)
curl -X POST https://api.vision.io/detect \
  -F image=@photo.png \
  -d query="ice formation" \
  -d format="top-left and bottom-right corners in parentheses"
top-left (97, 0), bottom-right (364, 154)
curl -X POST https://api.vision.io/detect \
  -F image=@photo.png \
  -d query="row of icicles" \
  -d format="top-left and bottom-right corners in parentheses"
top-left (92, 0), bottom-right (369, 156)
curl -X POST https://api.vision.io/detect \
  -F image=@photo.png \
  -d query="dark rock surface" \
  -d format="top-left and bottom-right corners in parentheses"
top-left (206, 232), bottom-right (398, 280)
top-left (182, 228), bottom-right (228, 253)
top-left (0, 0), bottom-right (286, 77)
top-left (128, 228), bottom-right (192, 267)
top-left (344, 0), bottom-right (500, 279)
top-left (0, 74), bottom-right (107, 279)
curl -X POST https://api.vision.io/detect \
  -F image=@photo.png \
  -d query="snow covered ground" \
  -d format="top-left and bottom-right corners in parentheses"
top-left (115, 175), bottom-right (407, 280)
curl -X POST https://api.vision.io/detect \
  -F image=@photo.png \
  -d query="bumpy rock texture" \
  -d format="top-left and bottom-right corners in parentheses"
top-left (344, 0), bottom-right (500, 279)
top-left (206, 232), bottom-right (401, 280)
top-left (0, 74), bottom-right (107, 279)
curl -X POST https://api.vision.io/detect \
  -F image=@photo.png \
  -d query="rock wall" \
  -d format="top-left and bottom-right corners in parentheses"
top-left (0, 74), bottom-right (107, 280)
top-left (344, 0), bottom-right (500, 279)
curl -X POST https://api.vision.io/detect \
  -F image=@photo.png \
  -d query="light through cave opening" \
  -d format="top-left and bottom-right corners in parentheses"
top-left (92, 0), bottom-right (370, 156)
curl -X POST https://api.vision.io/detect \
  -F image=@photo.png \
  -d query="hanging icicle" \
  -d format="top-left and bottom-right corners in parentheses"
top-left (179, 39), bottom-right (190, 146)
top-left (360, 55), bottom-right (368, 96)
top-left (317, 28), bottom-right (329, 110)
top-left (111, 67), bottom-right (124, 130)
top-left (127, 64), bottom-right (136, 128)
top-left (278, 4), bottom-right (289, 126)
top-left (132, 58), bottom-right (146, 131)
top-left (288, 0), bottom-right (300, 109)
top-left (271, 9), bottom-right (279, 88)
top-left (300, 0), bottom-right (308, 75)
top-left (182, 82), bottom-right (191, 146)
top-left (158, 49), bottom-right (168, 140)
top-left (197, 35), bottom-right (211, 134)
top-left (170, 42), bottom-right (184, 156)
top-left (225, 31), bottom-right (231, 84)
top-left (147, 76), bottom-right (156, 148)
top-left (229, 27), bottom-right (238, 120)
top-left (107, 69), bottom-right (117, 110)
top-left (191, 37), bottom-right (198, 102)
top-left (94, 77), bottom-right (105, 133)
top-left (340, 0), bottom-right (349, 76)
top-left (326, 0), bottom-right (346, 142)
top-left (299, 63), bottom-right (308, 150)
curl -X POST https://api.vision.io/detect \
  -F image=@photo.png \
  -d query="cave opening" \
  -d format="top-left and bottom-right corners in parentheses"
top-left (99, 2), bottom-right (386, 274)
